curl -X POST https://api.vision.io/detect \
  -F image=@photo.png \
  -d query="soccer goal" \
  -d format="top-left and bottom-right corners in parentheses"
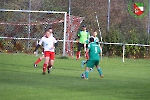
top-left (0, 9), bottom-right (67, 56)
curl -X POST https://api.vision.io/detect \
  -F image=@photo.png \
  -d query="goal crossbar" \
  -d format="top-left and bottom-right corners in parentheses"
top-left (0, 9), bottom-right (66, 14)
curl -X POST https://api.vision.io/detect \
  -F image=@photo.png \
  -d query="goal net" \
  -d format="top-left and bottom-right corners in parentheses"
top-left (0, 9), bottom-right (84, 56)
top-left (0, 9), bottom-right (67, 54)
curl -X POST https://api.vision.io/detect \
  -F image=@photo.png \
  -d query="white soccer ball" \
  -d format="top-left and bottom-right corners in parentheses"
top-left (90, 68), bottom-right (93, 72)
top-left (81, 74), bottom-right (85, 78)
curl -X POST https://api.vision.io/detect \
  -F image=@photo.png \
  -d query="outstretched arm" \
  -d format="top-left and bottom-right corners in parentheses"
top-left (34, 44), bottom-right (40, 54)
top-left (54, 42), bottom-right (58, 47)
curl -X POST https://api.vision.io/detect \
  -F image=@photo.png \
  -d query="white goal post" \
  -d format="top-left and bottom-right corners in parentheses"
top-left (0, 9), bottom-right (67, 56)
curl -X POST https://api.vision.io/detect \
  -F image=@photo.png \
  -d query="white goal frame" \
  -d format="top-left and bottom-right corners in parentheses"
top-left (0, 9), bottom-right (67, 56)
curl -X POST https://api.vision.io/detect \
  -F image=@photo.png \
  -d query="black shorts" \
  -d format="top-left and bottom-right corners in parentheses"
top-left (77, 43), bottom-right (88, 51)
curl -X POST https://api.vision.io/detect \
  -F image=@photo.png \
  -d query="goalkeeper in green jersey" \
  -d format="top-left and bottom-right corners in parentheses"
top-left (82, 36), bottom-right (103, 80)
top-left (76, 25), bottom-right (90, 60)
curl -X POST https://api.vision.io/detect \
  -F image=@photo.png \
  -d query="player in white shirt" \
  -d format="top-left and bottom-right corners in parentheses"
top-left (34, 28), bottom-right (57, 74)
top-left (33, 30), bottom-right (55, 68)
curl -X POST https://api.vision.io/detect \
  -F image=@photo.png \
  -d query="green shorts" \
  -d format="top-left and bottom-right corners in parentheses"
top-left (86, 60), bottom-right (99, 68)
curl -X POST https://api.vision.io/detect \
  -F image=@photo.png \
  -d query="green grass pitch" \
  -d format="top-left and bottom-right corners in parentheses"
top-left (0, 53), bottom-right (150, 100)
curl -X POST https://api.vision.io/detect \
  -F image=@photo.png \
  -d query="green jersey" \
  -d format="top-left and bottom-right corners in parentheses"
top-left (87, 42), bottom-right (101, 60)
top-left (78, 30), bottom-right (90, 44)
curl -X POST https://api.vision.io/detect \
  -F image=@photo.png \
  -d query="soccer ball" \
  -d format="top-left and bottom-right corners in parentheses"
top-left (90, 68), bottom-right (93, 72)
top-left (81, 74), bottom-right (85, 78)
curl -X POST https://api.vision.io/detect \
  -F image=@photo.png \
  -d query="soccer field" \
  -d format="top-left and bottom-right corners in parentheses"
top-left (0, 53), bottom-right (150, 100)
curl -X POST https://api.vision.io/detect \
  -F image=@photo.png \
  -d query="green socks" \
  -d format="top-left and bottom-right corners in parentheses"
top-left (85, 70), bottom-right (89, 79)
top-left (97, 67), bottom-right (103, 76)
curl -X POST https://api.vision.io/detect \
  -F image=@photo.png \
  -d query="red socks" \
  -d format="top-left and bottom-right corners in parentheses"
top-left (34, 58), bottom-right (42, 65)
top-left (76, 51), bottom-right (80, 59)
top-left (43, 63), bottom-right (47, 72)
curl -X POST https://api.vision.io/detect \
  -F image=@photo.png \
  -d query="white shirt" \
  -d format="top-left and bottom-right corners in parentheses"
top-left (38, 35), bottom-right (57, 52)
